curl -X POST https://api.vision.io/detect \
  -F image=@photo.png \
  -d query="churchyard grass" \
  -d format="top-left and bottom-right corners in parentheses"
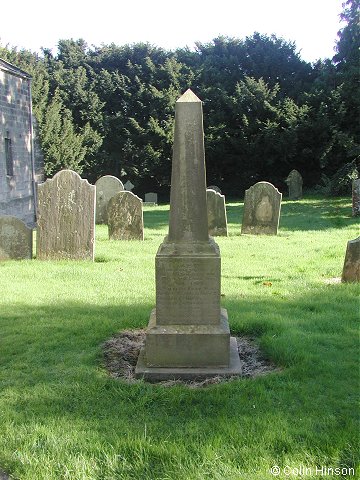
top-left (0, 197), bottom-right (358, 480)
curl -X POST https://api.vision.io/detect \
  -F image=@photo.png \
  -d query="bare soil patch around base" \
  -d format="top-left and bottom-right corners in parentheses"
top-left (102, 329), bottom-right (279, 387)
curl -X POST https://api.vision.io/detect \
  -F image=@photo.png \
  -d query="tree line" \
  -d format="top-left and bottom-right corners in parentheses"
top-left (1, 0), bottom-right (358, 198)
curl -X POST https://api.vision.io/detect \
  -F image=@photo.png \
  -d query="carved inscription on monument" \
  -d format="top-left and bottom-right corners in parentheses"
top-left (156, 256), bottom-right (220, 325)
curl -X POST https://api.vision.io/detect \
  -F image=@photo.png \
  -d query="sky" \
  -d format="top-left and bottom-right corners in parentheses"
top-left (1, 0), bottom-right (345, 63)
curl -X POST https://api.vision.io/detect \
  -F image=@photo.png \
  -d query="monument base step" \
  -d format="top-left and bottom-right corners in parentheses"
top-left (143, 308), bottom-right (231, 367)
top-left (135, 337), bottom-right (241, 381)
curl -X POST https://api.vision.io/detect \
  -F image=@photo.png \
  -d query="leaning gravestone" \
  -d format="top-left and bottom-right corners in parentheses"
top-left (0, 215), bottom-right (32, 260)
top-left (124, 180), bottom-right (134, 192)
top-left (285, 169), bottom-right (303, 199)
top-left (207, 189), bottom-right (228, 236)
top-left (37, 170), bottom-right (95, 260)
top-left (352, 179), bottom-right (360, 217)
top-left (241, 181), bottom-right (282, 235)
top-left (95, 175), bottom-right (124, 224)
top-left (107, 191), bottom-right (144, 240)
top-left (136, 89), bottom-right (241, 381)
top-left (341, 237), bottom-right (360, 282)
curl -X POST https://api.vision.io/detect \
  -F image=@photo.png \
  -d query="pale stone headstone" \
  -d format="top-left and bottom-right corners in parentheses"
top-left (124, 180), bottom-right (134, 192)
top-left (144, 192), bottom-right (158, 204)
top-left (342, 237), bottom-right (360, 282)
top-left (95, 175), bottom-right (124, 224)
top-left (241, 181), bottom-right (282, 235)
top-left (136, 89), bottom-right (241, 380)
top-left (207, 189), bottom-right (228, 236)
top-left (36, 170), bottom-right (95, 260)
top-left (352, 179), bottom-right (360, 217)
top-left (0, 215), bottom-right (32, 260)
top-left (285, 169), bottom-right (303, 199)
top-left (107, 191), bottom-right (144, 240)
top-left (208, 185), bottom-right (222, 194)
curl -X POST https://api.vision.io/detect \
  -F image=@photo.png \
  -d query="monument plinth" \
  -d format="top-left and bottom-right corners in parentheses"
top-left (135, 89), bottom-right (241, 380)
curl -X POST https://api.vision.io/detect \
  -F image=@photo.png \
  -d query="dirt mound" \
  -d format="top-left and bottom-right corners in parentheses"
top-left (103, 329), bottom-right (279, 387)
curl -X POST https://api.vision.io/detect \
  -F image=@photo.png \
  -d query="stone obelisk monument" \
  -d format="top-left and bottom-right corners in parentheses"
top-left (135, 89), bottom-right (241, 380)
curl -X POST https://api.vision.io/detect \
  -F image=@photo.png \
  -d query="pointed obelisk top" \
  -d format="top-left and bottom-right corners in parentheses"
top-left (167, 89), bottom-right (208, 243)
top-left (176, 88), bottom-right (201, 103)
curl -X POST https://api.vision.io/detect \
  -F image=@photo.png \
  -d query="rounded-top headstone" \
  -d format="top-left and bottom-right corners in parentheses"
top-left (36, 169), bottom-right (95, 260)
top-left (241, 181), bottom-right (282, 235)
top-left (208, 185), bottom-right (222, 194)
top-left (95, 175), bottom-right (124, 224)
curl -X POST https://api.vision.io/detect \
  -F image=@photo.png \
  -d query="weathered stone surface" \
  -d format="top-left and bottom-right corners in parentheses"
top-left (241, 181), bottom-right (282, 235)
top-left (107, 191), bottom-right (144, 240)
top-left (156, 247), bottom-right (221, 325)
top-left (36, 170), bottom-right (95, 260)
top-left (143, 308), bottom-right (230, 367)
top-left (144, 192), bottom-right (158, 204)
top-left (342, 237), bottom-right (360, 282)
top-left (352, 179), bottom-right (360, 217)
top-left (95, 175), bottom-right (124, 224)
top-left (285, 169), bottom-right (303, 199)
top-left (0, 215), bottom-right (32, 260)
top-left (124, 180), bottom-right (134, 191)
top-left (136, 337), bottom-right (241, 381)
top-left (207, 188), bottom-right (228, 236)
top-left (136, 89), bottom-right (240, 380)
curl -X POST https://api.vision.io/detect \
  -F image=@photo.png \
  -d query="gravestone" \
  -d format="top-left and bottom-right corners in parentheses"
top-left (207, 189), bottom-right (228, 236)
top-left (341, 237), bottom-right (360, 282)
top-left (0, 215), bottom-right (32, 260)
top-left (136, 89), bottom-right (241, 380)
top-left (285, 169), bottom-right (303, 199)
top-left (36, 170), bottom-right (95, 260)
top-left (144, 192), bottom-right (158, 205)
top-left (124, 180), bottom-right (134, 192)
top-left (241, 181), bottom-right (282, 235)
top-left (95, 175), bottom-right (124, 224)
top-left (352, 179), bottom-right (360, 217)
top-left (107, 191), bottom-right (144, 240)
top-left (208, 185), bottom-right (222, 194)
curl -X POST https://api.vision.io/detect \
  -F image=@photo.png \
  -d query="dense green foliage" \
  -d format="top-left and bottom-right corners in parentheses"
top-left (0, 197), bottom-right (358, 479)
top-left (1, 0), bottom-right (359, 195)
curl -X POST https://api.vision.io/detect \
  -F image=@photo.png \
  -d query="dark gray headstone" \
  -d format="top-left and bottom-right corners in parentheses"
top-left (241, 181), bottom-right (282, 235)
top-left (36, 170), bottom-right (95, 260)
top-left (285, 169), bottom-right (303, 199)
top-left (144, 192), bottom-right (158, 204)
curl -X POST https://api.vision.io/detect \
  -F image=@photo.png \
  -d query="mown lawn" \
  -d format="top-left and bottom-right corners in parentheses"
top-left (0, 196), bottom-right (359, 480)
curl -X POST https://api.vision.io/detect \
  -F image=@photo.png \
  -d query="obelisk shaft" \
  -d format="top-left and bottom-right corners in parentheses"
top-left (135, 89), bottom-right (242, 378)
top-left (168, 89), bottom-right (209, 243)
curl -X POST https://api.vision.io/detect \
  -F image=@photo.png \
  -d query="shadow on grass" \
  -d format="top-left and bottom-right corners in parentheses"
top-left (143, 209), bottom-right (169, 231)
top-left (1, 287), bottom-right (358, 478)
